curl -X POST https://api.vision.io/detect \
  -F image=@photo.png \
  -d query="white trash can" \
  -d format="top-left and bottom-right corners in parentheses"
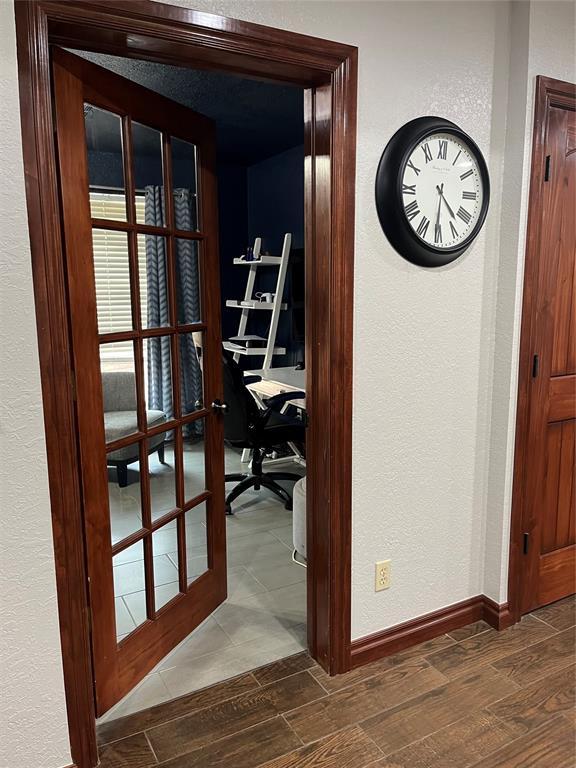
top-left (292, 476), bottom-right (306, 563)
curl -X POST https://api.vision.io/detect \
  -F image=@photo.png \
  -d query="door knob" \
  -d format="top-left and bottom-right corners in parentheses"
top-left (211, 399), bottom-right (229, 414)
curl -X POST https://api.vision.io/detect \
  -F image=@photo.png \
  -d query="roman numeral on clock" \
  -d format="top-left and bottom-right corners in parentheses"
top-left (422, 143), bottom-right (432, 163)
top-left (450, 221), bottom-right (459, 239)
top-left (452, 149), bottom-right (462, 166)
top-left (460, 168), bottom-right (474, 181)
top-left (434, 224), bottom-right (442, 244)
top-left (462, 191), bottom-right (477, 200)
top-left (416, 216), bottom-right (430, 238)
top-left (404, 200), bottom-right (420, 221)
top-left (407, 160), bottom-right (421, 176)
top-left (457, 206), bottom-right (472, 224)
top-left (402, 184), bottom-right (416, 195)
top-left (437, 140), bottom-right (447, 160)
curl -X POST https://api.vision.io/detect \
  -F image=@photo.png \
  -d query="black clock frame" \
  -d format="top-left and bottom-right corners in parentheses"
top-left (375, 116), bottom-right (490, 268)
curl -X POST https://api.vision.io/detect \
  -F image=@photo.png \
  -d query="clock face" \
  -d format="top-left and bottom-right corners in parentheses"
top-left (401, 132), bottom-right (484, 250)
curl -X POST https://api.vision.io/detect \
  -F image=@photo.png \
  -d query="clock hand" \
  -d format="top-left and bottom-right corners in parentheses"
top-left (434, 184), bottom-right (442, 240)
top-left (436, 185), bottom-right (456, 218)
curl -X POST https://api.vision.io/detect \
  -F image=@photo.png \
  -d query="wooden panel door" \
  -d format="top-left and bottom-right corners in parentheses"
top-left (52, 48), bottom-right (226, 714)
top-left (521, 83), bottom-right (576, 614)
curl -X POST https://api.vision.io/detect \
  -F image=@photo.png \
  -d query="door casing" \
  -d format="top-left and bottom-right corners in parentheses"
top-left (508, 75), bottom-right (576, 623)
top-left (14, 2), bottom-right (357, 767)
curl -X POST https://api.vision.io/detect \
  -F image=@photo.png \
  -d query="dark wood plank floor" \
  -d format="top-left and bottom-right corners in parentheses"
top-left (97, 596), bottom-right (576, 768)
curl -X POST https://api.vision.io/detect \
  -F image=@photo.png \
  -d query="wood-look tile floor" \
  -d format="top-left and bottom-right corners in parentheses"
top-left (97, 595), bottom-right (576, 768)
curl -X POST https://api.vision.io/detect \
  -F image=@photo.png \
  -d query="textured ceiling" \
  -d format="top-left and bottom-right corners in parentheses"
top-left (74, 50), bottom-right (304, 165)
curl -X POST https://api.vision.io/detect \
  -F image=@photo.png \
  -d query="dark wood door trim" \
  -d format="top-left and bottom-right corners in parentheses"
top-left (14, 2), bottom-right (357, 766)
top-left (508, 75), bottom-right (576, 623)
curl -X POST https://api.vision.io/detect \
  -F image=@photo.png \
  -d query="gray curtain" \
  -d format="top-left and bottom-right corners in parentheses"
top-left (145, 186), bottom-right (202, 437)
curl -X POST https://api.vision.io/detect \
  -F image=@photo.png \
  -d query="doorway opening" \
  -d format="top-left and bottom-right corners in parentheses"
top-left (16, 3), bottom-right (356, 766)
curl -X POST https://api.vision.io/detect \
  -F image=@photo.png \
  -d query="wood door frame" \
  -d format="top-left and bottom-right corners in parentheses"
top-left (508, 75), bottom-right (576, 623)
top-left (14, 2), bottom-right (357, 766)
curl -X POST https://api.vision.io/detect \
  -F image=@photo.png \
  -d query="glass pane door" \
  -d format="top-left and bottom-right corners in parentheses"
top-left (53, 48), bottom-right (225, 715)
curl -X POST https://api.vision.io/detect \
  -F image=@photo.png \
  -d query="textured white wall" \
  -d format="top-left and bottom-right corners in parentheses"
top-left (0, 3), bottom-right (71, 768)
top-left (171, 0), bottom-right (517, 637)
top-left (483, 0), bottom-right (531, 603)
top-left (0, 1), bottom-right (574, 764)
top-left (528, 0), bottom-right (575, 82)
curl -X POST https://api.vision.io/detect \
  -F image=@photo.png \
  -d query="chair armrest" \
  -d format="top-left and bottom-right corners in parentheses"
top-left (244, 375), bottom-right (262, 386)
top-left (263, 391), bottom-right (306, 409)
top-left (258, 389), bottom-right (307, 429)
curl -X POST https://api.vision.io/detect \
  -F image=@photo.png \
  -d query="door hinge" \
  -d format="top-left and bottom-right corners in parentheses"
top-left (532, 354), bottom-right (539, 378)
top-left (544, 155), bottom-right (551, 181)
top-left (523, 532), bottom-right (529, 555)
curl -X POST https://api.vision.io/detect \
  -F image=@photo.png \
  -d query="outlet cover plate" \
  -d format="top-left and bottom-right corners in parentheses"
top-left (375, 560), bottom-right (391, 591)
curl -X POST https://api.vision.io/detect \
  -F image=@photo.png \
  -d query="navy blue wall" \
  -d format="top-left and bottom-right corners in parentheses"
top-left (87, 150), bottom-right (124, 188)
top-left (221, 143), bottom-right (305, 368)
top-left (218, 163), bottom-right (249, 342)
top-left (247, 144), bottom-right (305, 255)
top-left (87, 149), bottom-right (190, 190)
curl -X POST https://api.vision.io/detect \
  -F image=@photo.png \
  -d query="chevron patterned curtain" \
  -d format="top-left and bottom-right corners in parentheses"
top-left (145, 186), bottom-right (203, 438)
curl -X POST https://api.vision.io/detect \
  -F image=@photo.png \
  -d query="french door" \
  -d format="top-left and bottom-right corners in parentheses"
top-left (52, 48), bottom-right (226, 714)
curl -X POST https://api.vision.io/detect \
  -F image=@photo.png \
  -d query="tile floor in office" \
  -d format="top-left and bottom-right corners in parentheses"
top-left (96, 596), bottom-right (576, 768)
top-left (100, 443), bottom-right (306, 724)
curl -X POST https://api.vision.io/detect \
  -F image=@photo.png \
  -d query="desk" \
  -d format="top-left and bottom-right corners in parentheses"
top-left (246, 366), bottom-right (305, 391)
top-left (245, 367), bottom-right (306, 408)
top-left (244, 367), bottom-right (306, 466)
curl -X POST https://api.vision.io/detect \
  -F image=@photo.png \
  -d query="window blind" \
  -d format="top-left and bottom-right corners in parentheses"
top-left (91, 193), bottom-right (147, 368)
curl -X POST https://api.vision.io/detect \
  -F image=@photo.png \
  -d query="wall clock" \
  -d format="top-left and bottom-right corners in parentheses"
top-left (375, 116), bottom-right (490, 267)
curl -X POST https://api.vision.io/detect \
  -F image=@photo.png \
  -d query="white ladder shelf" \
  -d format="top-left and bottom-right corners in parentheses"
top-left (223, 233), bottom-right (292, 372)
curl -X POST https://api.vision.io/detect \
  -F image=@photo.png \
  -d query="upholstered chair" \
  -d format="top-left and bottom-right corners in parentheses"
top-left (102, 371), bottom-right (167, 487)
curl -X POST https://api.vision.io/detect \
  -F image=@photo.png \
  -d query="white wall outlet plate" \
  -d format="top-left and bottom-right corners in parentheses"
top-left (375, 560), bottom-right (391, 591)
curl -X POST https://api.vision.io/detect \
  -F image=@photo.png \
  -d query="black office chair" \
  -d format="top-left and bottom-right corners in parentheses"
top-left (221, 349), bottom-right (305, 515)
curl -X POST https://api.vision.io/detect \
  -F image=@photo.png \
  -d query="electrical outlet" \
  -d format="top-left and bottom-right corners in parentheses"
top-left (375, 560), bottom-right (391, 591)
